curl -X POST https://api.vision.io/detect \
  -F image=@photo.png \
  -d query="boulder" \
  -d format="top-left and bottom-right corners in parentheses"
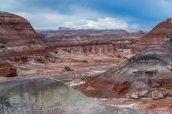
top-left (151, 90), bottom-right (165, 100)
top-left (128, 90), bottom-right (149, 99)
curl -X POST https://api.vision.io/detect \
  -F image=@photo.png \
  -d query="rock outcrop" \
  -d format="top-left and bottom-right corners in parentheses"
top-left (136, 18), bottom-right (172, 50)
top-left (144, 18), bottom-right (172, 39)
top-left (0, 12), bottom-right (41, 46)
top-left (0, 12), bottom-right (45, 59)
top-left (0, 12), bottom-right (49, 77)
top-left (0, 61), bottom-right (17, 77)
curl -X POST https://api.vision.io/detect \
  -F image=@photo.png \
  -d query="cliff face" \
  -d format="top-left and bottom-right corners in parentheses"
top-left (53, 44), bottom-right (115, 55)
top-left (45, 36), bottom-right (137, 56)
top-left (0, 12), bottom-right (44, 58)
top-left (0, 12), bottom-right (48, 76)
top-left (0, 12), bottom-right (40, 45)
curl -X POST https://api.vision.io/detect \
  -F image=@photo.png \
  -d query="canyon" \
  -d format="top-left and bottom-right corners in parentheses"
top-left (0, 11), bottom-right (172, 114)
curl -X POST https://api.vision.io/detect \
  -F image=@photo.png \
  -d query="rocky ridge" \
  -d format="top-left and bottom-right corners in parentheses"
top-left (76, 19), bottom-right (172, 109)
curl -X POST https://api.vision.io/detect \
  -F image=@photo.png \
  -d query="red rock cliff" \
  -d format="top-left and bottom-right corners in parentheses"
top-left (0, 12), bottom-right (45, 59)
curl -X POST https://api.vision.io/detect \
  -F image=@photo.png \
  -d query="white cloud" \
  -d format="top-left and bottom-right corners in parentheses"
top-left (16, 12), bottom-right (137, 30)
top-left (0, 1), bottom-right (139, 30)
top-left (63, 17), bottom-right (129, 29)
top-left (12, 6), bottom-right (138, 30)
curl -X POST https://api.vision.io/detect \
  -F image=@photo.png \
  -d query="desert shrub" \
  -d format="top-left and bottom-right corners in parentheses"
top-left (64, 66), bottom-right (74, 71)
top-left (165, 33), bottom-right (172, 41)
top-left (166, 18), bottom-right (172, 22)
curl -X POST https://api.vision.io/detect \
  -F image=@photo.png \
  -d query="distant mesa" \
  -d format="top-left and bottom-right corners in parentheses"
top-left (58, 27), bottom-right (76, 30)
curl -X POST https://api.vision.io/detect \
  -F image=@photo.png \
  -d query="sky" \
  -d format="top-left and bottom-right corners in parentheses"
top-left (0, 0), bottom-right (172, 30)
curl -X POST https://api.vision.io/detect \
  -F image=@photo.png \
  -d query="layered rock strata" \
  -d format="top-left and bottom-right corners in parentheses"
top-left (0, 12), bottom-right (45, 59)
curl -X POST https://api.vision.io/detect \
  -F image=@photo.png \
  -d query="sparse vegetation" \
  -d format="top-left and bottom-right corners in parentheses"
top-left (64, 66), bottom-right (74, 71)
top-left (166, 18), bottom-right (172, 22)
top-left (165, 33), bottom-right (172, 41)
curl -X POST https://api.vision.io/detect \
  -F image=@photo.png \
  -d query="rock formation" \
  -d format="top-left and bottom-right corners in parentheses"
top-left (0, 12), bottom-right (48, 77)
top-left (0, 11), bottom-right (45, 59)
top-left (136, 18), bottom-right (172, 50)
top-left (77, 19), bottom-right (172, 104)
top-left (144, 18), bottom-right (172, 39)
top-left (0, 61), bottom-right (17, 77)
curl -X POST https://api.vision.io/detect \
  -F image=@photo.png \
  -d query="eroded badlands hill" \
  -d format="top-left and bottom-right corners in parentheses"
top-left (144, 18), bottom-right (172, 38)
top-left (137, 18), bottom-right (172, 50)
top-left (0, 12), bottom-right (48, 77)
top-left (0, 77), bottom-right (154, 114)
top-left (0, 12), bottom-right (45, 59)
top-left (77, 19), bottom-right (172, 110)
